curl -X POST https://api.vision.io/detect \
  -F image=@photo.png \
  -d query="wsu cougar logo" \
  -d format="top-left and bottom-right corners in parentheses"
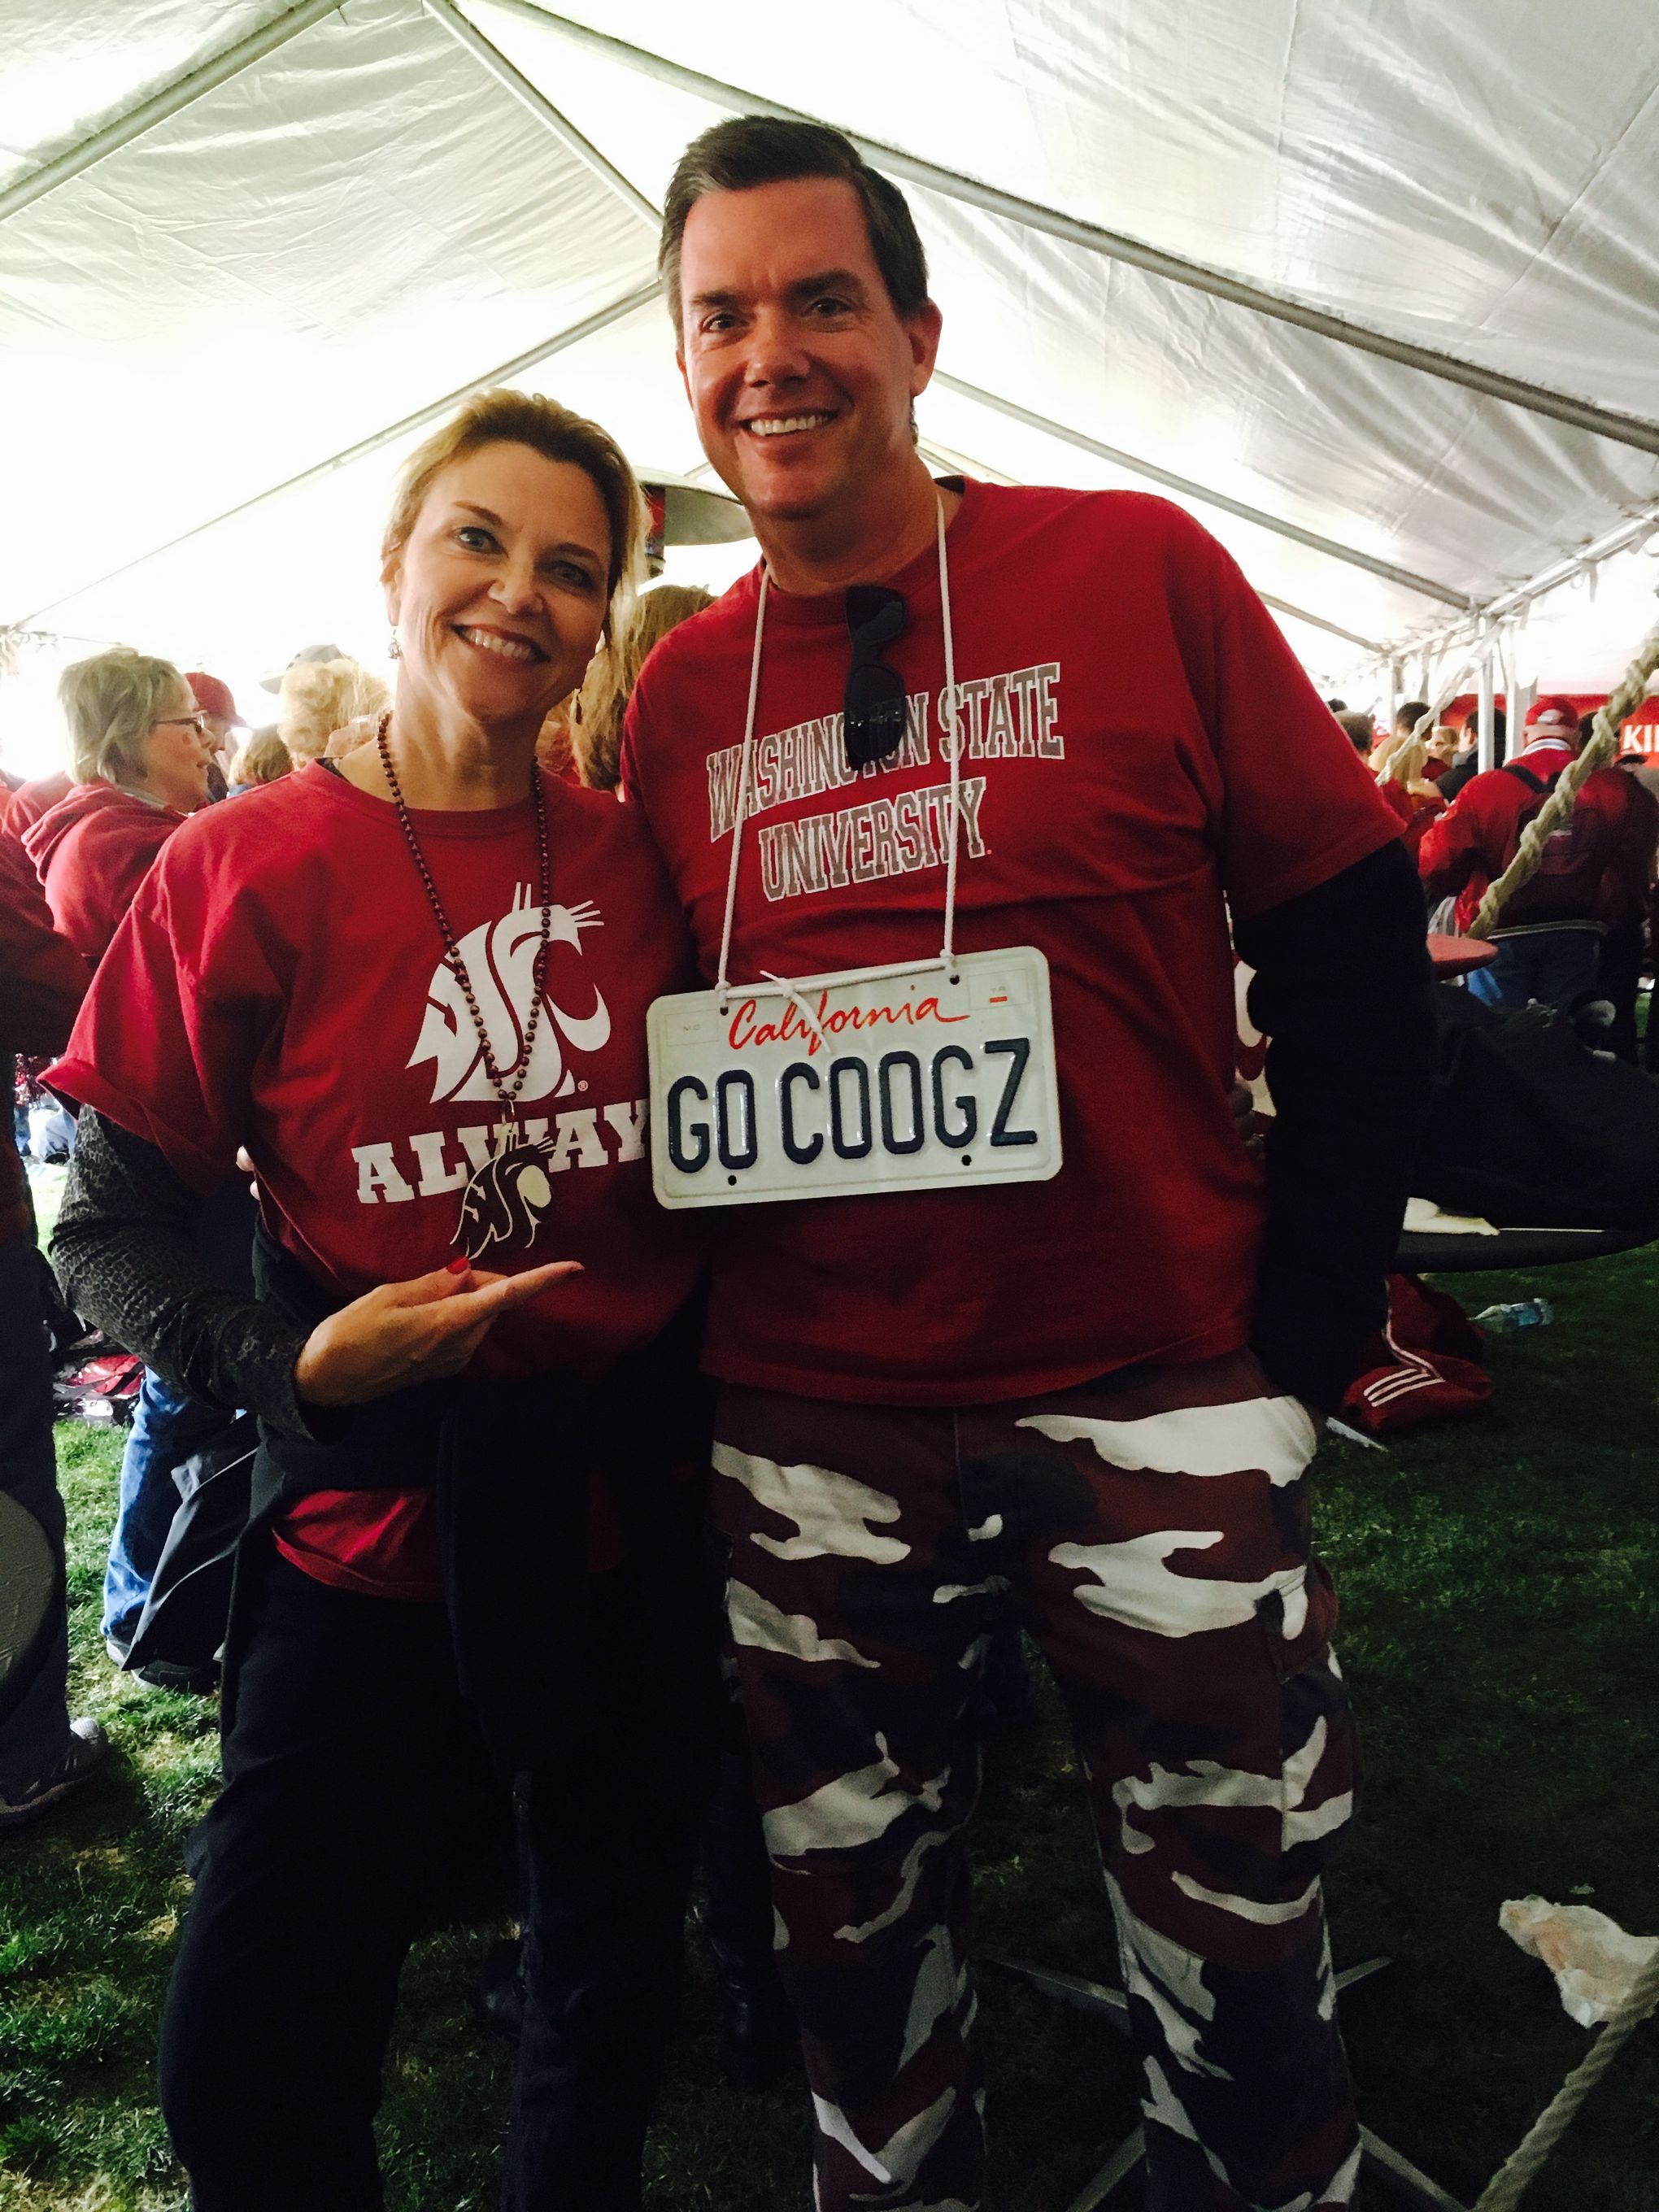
top-left (408, 885), bottom-right (612, 1104)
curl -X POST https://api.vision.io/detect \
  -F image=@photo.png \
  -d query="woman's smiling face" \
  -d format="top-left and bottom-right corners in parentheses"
top-left (383, 440), bottom-right (612, 729)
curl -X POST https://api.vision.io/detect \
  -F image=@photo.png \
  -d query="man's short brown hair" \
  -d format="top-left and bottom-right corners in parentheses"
top-left (660, 115), bottom-right (930, 338)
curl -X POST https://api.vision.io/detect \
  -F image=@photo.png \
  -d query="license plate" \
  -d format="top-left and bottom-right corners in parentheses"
top-left (647, 946), bottom-right (1063, 1209)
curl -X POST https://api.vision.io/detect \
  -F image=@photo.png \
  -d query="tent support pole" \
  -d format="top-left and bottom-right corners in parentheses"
top-left (932, 372), bottom-right (1471, 607)
top-left (17, 281), bottom-right (660, 624)
top-left (493, 0), bottom-right (1659, 458)
top-left (1387, 659), bottom-right (1402, 733)
top-left (0, 0), bottom-right (346, 224)
top-left (1369, 501), bottom-right (1659, 680)
top-left (419, 0), bottom-right (659, 227)
top-left (1256, 595), bottom-right (1387, 655)
top-left (1477, 626), bottom-right (1497, 773)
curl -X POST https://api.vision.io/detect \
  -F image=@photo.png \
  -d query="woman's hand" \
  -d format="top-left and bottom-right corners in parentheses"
top-left (293, 1257), bottom-right (581, 1408)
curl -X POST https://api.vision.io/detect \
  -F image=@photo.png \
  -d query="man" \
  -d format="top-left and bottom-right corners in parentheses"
top-left (623, 117), bottom-right (1434, 2212)
top-left (1392, 699), bottom-right (1427, 734)
top-left (1435, 703), bottom-right (1507, 803)
top-left (1334, 708), bottom-right (1376, 755)
top-left (1418, 694), bottom-right (1656, 1012)
top-left (1365, 695), bottom-right (1427, 773)
top-left (0, 834), bottom-right (106, 1828)
top-left (257, 638), bottom-right (344, 695)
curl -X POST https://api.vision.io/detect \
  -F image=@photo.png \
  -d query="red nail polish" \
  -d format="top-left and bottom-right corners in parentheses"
top-left (446, 1255), bottom-right (471, 1275)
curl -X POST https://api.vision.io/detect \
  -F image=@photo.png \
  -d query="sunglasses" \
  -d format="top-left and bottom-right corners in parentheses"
top-left (843, 585), bottom-right (908, 773)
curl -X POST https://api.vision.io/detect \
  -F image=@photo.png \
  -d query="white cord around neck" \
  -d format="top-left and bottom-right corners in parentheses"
top-left (716, 494), bottom-right (962, 1008)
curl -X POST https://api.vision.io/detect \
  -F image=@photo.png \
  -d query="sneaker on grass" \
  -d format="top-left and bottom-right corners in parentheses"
top-left (0, 1718), bottom-right (109, 1833)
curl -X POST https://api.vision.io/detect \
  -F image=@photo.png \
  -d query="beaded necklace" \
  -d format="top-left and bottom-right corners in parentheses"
top-left (377, 711), bottom-right (558, 1259)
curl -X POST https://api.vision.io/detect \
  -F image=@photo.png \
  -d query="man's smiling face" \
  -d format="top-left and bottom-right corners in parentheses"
top-left (676, 175), bottom-right (942, 536)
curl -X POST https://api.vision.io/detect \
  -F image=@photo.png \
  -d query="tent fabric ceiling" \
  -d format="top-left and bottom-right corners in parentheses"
top-left (2, 0), bottom-right (1656, 709)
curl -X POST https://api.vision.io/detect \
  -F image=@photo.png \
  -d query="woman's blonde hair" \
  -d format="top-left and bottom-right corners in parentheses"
top-left (278, 658), bottom-right (391, 762)
top-left (59, 647), bottom-right (192, 786)
top-left (235, 728), bottom-right (295, 786)
top-left (572, 584), bottom-right (714, 790)
top-left (383, 388), bottom-right (647, 646)
top-left (1375, 733), bottom-right (1428, 789)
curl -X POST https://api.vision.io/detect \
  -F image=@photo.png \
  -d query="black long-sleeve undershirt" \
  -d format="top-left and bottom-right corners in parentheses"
top-left (54, 837), bottom-right (1434, 1423)
top-left (1236, 836), bottom-right (1436, 1409)
top-left (53, 1111), bottom-right (317, 1437)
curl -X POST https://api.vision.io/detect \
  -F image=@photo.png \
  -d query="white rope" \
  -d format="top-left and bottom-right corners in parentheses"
top-left (1469, 616), bottom-right (1659, 938)
top-left (937, 492), bottom-right (963, 972)
top-left (1471, 1944), bottom-right (1659, 2210)
top-left (714, 569), bottom-right (769, 1008)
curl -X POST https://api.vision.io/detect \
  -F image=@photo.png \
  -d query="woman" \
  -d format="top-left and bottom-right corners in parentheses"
top-left (50, 390), bottom-right (716, 2211)
top-left (23, 648), bottom-right (213, 966)
top-left (226, 725), bottom-right (294, 791)
top-left (570, 582), bottom-right (713, 790)
top-left (1422, 722), bottom-right (1460, 782)
top-left (277, 651), bottom-right (390, 761)
top-left (25, 651), bottom-right (233, 1687)
top-left (1374, 729), bottom-right (1446, 857)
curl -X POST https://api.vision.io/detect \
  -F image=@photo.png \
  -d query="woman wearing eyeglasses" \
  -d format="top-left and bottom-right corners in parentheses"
top-left (23, 649), bottom-right (214, 969)
top-left (25, 652), bottom-right (240, 1692)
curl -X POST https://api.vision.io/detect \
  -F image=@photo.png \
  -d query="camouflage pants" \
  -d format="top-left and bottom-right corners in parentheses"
top-left (712, 1352), bottom-right (1359, 2212)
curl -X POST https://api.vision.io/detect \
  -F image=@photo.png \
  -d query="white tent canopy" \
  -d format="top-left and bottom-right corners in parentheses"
top-left (2, 0), bottom-right (1657, 774)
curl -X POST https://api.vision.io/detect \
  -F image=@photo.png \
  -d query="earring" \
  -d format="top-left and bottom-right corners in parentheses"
top-left (388, 629), bottom-right (402, 660)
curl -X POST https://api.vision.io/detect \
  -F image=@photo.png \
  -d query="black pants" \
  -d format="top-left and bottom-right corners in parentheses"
top-left (159, 1551), bottom-right (713, 2210)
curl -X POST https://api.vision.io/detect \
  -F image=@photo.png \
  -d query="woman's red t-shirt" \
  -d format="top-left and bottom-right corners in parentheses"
top-left (51, 764), bottom-right (708, 1597)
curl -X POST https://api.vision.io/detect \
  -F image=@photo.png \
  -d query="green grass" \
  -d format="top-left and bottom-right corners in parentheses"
top-left (4, 1252), bottom-right (1658, 2210)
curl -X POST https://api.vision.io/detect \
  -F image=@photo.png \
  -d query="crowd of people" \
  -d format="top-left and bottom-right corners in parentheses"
top-left (1322, 687), bottom-right (1659, 1059)
top-left (0, 109), bottom-right (1649, 2212)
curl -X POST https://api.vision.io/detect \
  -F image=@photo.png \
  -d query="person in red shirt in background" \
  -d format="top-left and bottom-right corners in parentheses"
top-left (1373, 729), bottom-right (1446, 856)
top-left (21, 652), bottom-right (230, 1692)
top-left (1, 766), bottom-right (73, 840)
top-left (624, 115), bottom-right (1435, 2212)
top-left (1418, 694), bottom-right (1656, 1012)
top-left (0, 837), bottom-right (105, 1829)
top-left (1597, 712), bottom-right (1659, 1060)
top-left (24, 650), bottom-right (213, 967)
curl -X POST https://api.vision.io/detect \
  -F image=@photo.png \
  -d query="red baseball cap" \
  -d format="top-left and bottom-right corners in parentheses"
top-left (1525, 695), bottom-right (1579, 738)
top-left (184, 671), bottom-right (248, 728)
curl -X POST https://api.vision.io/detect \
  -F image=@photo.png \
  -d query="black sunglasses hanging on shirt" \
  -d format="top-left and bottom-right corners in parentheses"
top-left (843, 584), bottom-right (908, 772)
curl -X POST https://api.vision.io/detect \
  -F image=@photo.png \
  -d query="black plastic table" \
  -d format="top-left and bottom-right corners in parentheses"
top-left (1399, 1217), bottom-right (1659, 1273)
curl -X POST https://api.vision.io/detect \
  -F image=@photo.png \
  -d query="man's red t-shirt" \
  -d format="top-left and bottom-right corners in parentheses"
top-left (50, 763), bottom-right (708, 1593)
top-left (621, 481), bottom-right (1400, 1406)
